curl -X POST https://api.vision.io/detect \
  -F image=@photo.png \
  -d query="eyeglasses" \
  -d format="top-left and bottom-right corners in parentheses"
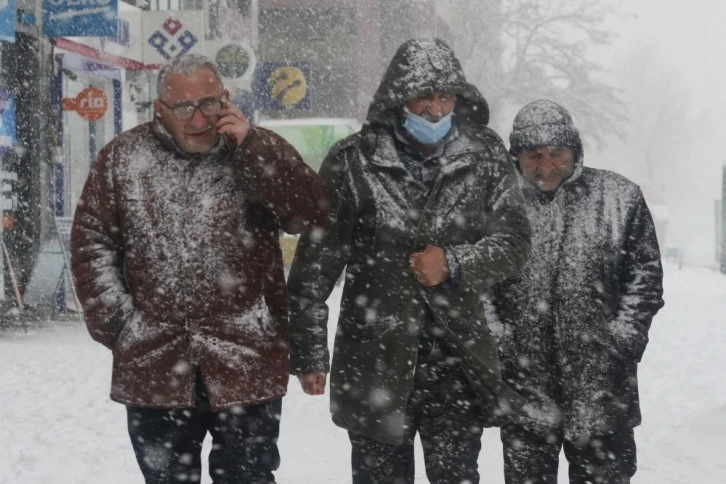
top-left (159, 96), bottom-right (224, 120)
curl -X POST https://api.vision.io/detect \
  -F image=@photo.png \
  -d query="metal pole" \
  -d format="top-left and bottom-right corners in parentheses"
top-left (721, 166), bottom-right (726, 274)
top-left (0, 165), bottom-right (4, 303)
top-left (715, 199), bottom-right (721, 266)
top-left (251, 0), bottom-right (259, 49)
top-left (2, 240), bottom-right (23, 309)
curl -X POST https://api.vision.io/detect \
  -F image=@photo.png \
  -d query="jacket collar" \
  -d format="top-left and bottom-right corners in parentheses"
top-left (361, 121), bottom-right (482, 178)
top-left (518, 162), bottom-right (586, 203)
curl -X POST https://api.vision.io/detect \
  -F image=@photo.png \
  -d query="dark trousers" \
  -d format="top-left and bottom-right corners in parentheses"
top-left (350, 325), bottom-right (486, 484)
top-left (501, 422), bottom-right (637, 484)
top-left (126, 374), bottom-right (281, 484)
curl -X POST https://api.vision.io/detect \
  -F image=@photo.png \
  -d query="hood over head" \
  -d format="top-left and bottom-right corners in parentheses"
top-left (366, 38), bottom-right (490, 129)
top-left (509, 100), bottom-right (584, 166)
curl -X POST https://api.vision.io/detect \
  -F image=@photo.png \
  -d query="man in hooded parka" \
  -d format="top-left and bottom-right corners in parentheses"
top-left (488, 100), bottom-right (664, 484)
top-left (287, 38), bottom-right (532, 484)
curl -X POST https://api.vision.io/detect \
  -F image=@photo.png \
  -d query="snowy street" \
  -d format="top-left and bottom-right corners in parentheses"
top-left (1, 262), bottom-right (725, 483)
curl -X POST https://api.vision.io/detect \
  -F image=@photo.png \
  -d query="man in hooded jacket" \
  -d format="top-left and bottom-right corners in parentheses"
top-left (287, 38), bottom-right (532, 484)
top-left (488, 100), bottom-right (664, 484)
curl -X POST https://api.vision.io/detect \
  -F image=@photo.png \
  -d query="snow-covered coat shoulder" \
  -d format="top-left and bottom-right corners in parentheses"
top-left (70, 121), bottom-right (329, 410)
top-left (489, 163), bottom-right (664, 439)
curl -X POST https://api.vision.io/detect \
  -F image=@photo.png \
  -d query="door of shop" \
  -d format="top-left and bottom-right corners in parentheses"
top-left (56, 53), bottom-right (122, 218)
top-left (52, 53), bottom-right (122, 310)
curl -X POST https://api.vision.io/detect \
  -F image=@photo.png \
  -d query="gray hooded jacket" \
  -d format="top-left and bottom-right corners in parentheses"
top-left (287, 38), bottom-right (532, 444)
top-left (489, 101), bottom-right (664, 439)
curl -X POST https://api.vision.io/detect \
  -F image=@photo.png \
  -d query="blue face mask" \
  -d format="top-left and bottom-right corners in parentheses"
top-left (403, 110), bottom-right (453, 145)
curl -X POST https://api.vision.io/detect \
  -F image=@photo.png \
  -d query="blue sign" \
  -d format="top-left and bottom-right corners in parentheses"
top-left (253, 62), bottom-right (311, 111)
top-left (102, 17), bottom-right (129, 48)
top-left (43, 0), bottom-right (119, 38)
top-left (0, 90), bottom-right (16, 155)
top-left (17, 10), bottom-right (37, 26)
top-left (0, 0), bottom-right (15, 42)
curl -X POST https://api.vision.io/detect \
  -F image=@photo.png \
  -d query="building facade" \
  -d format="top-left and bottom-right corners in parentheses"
top-left (0, 0), bottom-right (447, 311)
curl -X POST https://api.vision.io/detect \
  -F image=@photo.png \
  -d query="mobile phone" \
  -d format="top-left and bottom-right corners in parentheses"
top-left (223, 132), bottom-right (236, 147)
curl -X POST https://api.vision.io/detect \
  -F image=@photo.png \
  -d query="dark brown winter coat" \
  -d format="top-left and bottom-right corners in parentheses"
top-left (71, 120), bottom-right (329, 410)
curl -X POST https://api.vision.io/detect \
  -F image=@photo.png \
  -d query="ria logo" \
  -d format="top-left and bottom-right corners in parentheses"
top-left (61, 87), bottom-right (108, 122)
top-left (147, 17), bottom-right (198, 61)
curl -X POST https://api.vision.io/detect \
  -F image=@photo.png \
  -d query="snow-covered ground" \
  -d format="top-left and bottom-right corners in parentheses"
top-left (1, 262), bottom-right (724, 483)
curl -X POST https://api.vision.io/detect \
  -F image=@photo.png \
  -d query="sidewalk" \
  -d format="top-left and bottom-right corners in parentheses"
top-left (0, 301), bottom-right (82, 331)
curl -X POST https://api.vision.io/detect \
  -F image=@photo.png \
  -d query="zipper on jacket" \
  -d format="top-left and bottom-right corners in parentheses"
top-left (182, 163), bottom-right (197, 364)
top-left (406, 168), bottom-right (448, 390)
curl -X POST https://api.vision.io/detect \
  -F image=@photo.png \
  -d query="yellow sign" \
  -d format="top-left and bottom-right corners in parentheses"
top-left (268, 66), bottom-right (308, 108)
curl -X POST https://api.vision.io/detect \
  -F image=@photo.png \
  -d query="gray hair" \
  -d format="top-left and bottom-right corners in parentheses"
top-left (156, 54), bottom-right (224, 98)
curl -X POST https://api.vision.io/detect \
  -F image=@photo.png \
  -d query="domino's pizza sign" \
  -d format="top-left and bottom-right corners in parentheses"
top-left (142, 11), bottom-right (205, 65)
top-left (147, 17), bottom-right (198, 61)
top-left (42, 0), bottom-right (119, 38)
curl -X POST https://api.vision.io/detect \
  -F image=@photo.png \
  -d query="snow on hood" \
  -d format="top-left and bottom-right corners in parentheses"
top-left (365, 38), bottom-right (490, 129)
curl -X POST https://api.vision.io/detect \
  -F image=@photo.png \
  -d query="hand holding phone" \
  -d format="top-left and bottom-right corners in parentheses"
top-left (216, 99), bottom-right (251, 147)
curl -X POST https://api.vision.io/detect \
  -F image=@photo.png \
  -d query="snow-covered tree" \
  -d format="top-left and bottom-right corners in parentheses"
top-left (616, 43), bottom-right (694, 184)
top-left (441, 0), bottom-right (626, 148)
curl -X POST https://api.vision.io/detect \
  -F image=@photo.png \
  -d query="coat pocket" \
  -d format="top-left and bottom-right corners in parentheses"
top-left (338, 313), bottom-right (402, 345)
top-left (112, 311), bottom-right (142, 361)
top-left (252, 298), bottom-right (277, 339)
top-left (363, 315), bottom-right (401, 342)
top-left (221, 297), bottom-right (279, 344)
top-left (112, 312), bottom-right (176, 365)
top-left (592, 308), bottom-right (626, 362)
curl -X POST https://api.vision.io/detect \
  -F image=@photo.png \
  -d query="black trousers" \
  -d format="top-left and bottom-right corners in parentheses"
top-left (126, 374), bottom-right (281, 484)
top-left (350, 325), bottom-right (486, 484)
top-left (501, 422), bottom-right (637, 484)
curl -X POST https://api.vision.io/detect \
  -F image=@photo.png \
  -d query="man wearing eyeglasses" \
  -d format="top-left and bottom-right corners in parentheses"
top-left (487, 100), bottom-right (664, 483)
top-left (70, 54), bottom-right (330, 483)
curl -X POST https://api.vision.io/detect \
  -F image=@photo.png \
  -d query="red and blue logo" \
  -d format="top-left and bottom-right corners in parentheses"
top-left (147, 17), bottom-right (198, 61)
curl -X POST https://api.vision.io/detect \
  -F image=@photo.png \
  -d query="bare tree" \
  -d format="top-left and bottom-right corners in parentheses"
top-left (616, 43), bottom-right (696, 185)
top-left (443, 0), bottom-right (626, 149)
top-left (441, 0), bottom-right (505, 119)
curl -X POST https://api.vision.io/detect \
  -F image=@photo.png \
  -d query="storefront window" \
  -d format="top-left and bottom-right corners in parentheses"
top-left (61, 69), bottom-right (117, 216)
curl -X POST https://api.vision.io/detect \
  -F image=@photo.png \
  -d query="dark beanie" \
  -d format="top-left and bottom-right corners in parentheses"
top-left (509, 100), bottom-right (582, 157)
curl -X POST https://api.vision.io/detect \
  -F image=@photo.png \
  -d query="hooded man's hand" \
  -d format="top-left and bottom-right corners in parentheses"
top-left (297, 372), bottom-right (327, 395)
top-left (409, 245), bottom-right (450, 287)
